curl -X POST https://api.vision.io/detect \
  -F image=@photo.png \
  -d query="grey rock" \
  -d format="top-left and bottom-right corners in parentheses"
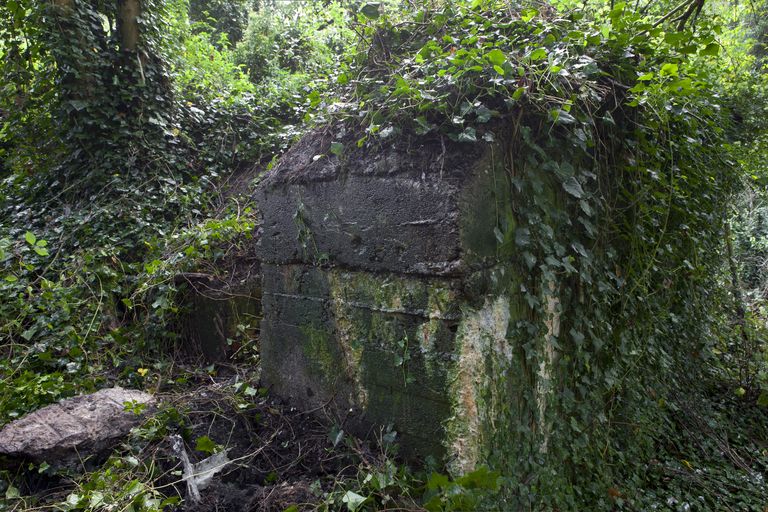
top-left (0, 387), bottom-right (156, 468)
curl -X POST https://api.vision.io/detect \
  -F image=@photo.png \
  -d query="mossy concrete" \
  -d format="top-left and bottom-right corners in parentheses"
top-left (260, 264), bottom-right (462, 457)
top-left (255, 133), bottom-right (527, 466)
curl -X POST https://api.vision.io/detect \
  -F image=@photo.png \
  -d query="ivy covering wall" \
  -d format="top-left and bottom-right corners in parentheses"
top-left (321, 2), bottom-right (741, 508)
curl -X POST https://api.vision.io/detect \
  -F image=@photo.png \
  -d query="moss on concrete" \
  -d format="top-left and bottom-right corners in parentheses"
top-left (256, 141), bottom-right (548, 465)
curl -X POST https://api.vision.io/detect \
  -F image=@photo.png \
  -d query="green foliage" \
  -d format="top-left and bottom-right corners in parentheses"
top-left (234, 2), bottom-right (353, 85)
top-left (0, 0), bottom-right (263, 426)
top-left (175, 25), bottom-right (255, 102)
top-left (0, 0), bottom-right (300, 509)
top-left (422, 466), bottom-right (501, 511)
top-left (322, 0), bottom-right (749, 508)
top-left (56, 455), bottom-right (177, 512)
top-left (1, 0), bottom-right (767, 509)
top-left (188, 0), bottom-right (250, 46)
top-left (323, 455), bottom-right (502, 511)
top-left (194, 435), bottom-right (217, 454)
top-left (711, 0), bottom-right (768, 410)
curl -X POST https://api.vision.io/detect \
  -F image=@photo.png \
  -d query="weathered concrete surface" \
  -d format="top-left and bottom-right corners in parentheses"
top-left (254, 132), bottom-right (504, 276)
top-left (255, 131), bottom-right (518, 463)
top-left (0, 387), bottom-right (156, 468)
top-left (260, 264), bottom-right (463, 457)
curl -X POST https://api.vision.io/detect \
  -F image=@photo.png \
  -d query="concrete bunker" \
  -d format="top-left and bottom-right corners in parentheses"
top-left (254, 131), bottom-right (538, 468)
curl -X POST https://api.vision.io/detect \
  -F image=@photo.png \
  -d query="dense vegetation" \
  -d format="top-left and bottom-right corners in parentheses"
top-left (1, 0), bottom-right (767, 510)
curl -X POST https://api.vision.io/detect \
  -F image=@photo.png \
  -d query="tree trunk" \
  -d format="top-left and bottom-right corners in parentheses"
top-left (117, 0), bottom-right (140, 52)
top-left (725, 221), bottom-right (754, 387)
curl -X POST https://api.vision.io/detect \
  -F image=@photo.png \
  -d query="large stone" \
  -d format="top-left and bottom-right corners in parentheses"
top-left (0, 387), bottom-right (156, 468)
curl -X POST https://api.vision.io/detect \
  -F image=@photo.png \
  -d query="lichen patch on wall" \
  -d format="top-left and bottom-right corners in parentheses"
top-left (447, 295), bottom-right (511, 474)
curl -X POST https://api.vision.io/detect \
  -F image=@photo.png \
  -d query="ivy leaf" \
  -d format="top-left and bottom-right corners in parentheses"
top-left (456, 466), bottom-right (500, 489)
top-left (195, 436), bottom-right (217, 454)
top-left (494, 227), bottom-right (504, 244)
top-left (342, 491), bottom-right (367, 511)
top-left (379, 126), bottom-right (395, 139)
top-left (660, 63), bottom-right (679, 77)
top-left (529, 48), bottom-right (548, 61)
top-left (144, 259), bottom-right (162, 274)
top-left (485, 49), bottom-right (507, 67)
top-left (570, 417), bottom-right (582, 432)
top-left (475, 105), bottom-right (493, 123)
top-left (664, 31), bottom-right (687, 45)
top-left (700, 43), bottom-right (720, 57)
top-left (571, 242), bottom-right (589, 258)
top-left (562, 177), bottom-right (584, 198)
top-left (329, 142), bottom-right (344, 156)
top-left (680, 44), bottom-right (698, 54)
top-left (515, 227), bottom-right (531, 246)
top-left (414, 116), bottom-right (433, 135)
top-left (24, 231), bottom-right (36, 246)
top-left (518, 252), bottom-right (533, 269)
top-left (427, 472), bottom-right (450, 491)
top-left (520, 8), bottom-right (538, 22)
top-left (34, 247), bottom-right (49, 257)
top-left (551, 109), bottom-right (576, 124)
top-left (21, 326), bottom-right (37, 341)
top-left (68, 100), bottom-right (87, 111)
top-left (457, 127), bottom-right (477, 142)
top-left (328, 425), bottom-right (345, 447)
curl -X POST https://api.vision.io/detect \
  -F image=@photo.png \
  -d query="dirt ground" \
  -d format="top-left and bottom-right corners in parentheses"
top-left (152, 365), bottom-right (376, 512)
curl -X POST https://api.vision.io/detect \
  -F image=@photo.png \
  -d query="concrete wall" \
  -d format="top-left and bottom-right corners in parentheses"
top-left (254, 131), bottom-right (525, 467)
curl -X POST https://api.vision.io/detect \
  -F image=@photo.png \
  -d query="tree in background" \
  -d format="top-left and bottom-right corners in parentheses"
top-left (188, 0), bottom-right (250, 46)
top-left (1, 0), bottom-right (176, 191)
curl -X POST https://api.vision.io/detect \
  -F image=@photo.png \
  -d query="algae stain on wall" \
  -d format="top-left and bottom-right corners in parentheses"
top-left (298, 324), bottom-right (347, 388)
top-left (326, 270), bottom-right (368, 407)
top-left (536, 284), bottom-right (561, 454)
top-left (323, 269), bottom-right (462, 407)
top-left (447, 295), bottom-right (511, 474)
